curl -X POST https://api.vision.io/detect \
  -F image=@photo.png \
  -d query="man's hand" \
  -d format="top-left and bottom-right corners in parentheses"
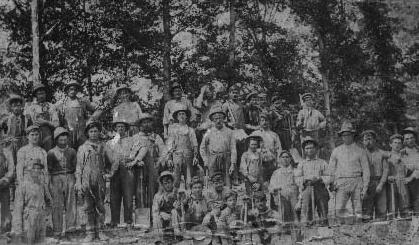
top-left (252, 183), bottom-right (261, 191)
top-left (295, 199), bottom-right (302, 211)
top-left (404, 176), bottom-right (414, 184)
top-left (388, 176), bottom-right (396, 182)
top-left (361, 188), bottom-right (368, 200)
top-left (200, 85), bottom-right (209, 95)
top-left (0, 178), bottom-right (8, 189)
top-left (229, 164), bottom-right (235, 175)
top-left (192, 157), bottom-right (199, 166)
top-left (248, 176), bottom-right (257, 183)
top-left (74, 182), bottom-right (82, 193)
top-left (376, 183), bottom-right (384, 193)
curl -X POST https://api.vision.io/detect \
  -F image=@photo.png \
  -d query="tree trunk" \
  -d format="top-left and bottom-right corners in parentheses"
top-left (318, 33), bottom-right (335, 149)
top-left (228, 0), bottom-right (236, 69)
top-left (162, 0), bottom-right (171, 99)
top-left (31, 0), bottom-right (40, 85)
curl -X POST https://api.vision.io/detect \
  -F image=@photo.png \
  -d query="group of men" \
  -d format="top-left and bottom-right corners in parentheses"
top-left (0, 81), bottom-right (419, 244)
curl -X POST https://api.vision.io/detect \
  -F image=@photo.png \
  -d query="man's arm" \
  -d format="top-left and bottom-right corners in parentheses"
top-left (200, 133), bottom-right (210, 166)
top-left (328, 149), bottom-right (338, 185)
top-left (1, 148), bottom-right (15, 185)
top-left (317, 110), bottom-right (326, 129)
top-left (360, 149), bottom-right (371, 192)
top-left (11, 186), bottom-right (24, 234)
top-left (379, 153), bottom-right (389, 187)
top-left (16, 149), bottom-right (25, 185)
top-left (229, 131), bottom-right (237, 165)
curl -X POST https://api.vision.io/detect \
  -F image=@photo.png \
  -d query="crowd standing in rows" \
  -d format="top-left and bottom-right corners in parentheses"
top-left (0, 81), bottom-right (419, 244)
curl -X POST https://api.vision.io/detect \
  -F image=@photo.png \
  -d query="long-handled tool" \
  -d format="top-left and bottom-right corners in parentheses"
top-left (311, 185), bottom-right (316, 224)
top-left (391, 182), bottom-right (396, 219)
top-left (277, 189), bottom-right (284, 223)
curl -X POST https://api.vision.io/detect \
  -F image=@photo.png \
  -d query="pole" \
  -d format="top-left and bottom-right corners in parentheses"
top-left (31, 0), bottom-right (40, 85)
top-left (391, 182), bottom-right (396, 219)
top-left (311, 185), bottom-right (316, 224)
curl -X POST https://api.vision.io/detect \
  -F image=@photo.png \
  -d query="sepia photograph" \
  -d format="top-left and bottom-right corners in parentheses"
top-left (0, 0), bottom-right (418, 244)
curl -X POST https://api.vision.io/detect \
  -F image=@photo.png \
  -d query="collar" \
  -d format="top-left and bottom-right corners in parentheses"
top-left (305, 157), bottom-right (318, 161)
top-left (56, 146), bottom-right (68, 152)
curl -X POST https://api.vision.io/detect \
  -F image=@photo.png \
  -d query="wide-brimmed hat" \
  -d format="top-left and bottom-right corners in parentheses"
top-left (25, 125), bottom-right (40, 134)
top-left (115, 84), bottom-right (132, 96)
top-left (337, 121), bottom-right (356, 136)
top-left (252, 191), bottom-right (266, 200)
top-left (54, 127), bottom-right (69, 140)
top-left (210, 171), bottom-right (223, 181)
top-left (112, 112), bottom-right (130, 128)
top-left (7, 94), bottom-right (24, 106)
top-left (84, 119), bottom-right (102, 135)
top-left (301, 93), bottom-right (314, 102)
top-left (245, 135), bottom-right (263, 146)
top-left (390, 134), bottom-right (403, 142)
top-left (172, 104), bottom-right (191, 121)
top-left (158, 171), bottom-right (175, 184)
top-left (302, 136), bottom-right (318, 148)
top-left (361, 129), bottom-right (377, 139)
top-left (137, 113), bottom-right (154, 125)
top-left (208, 106), bottom-right (226, 121)
top-left (65, 81), bottom-right (82, 92)
top-left (402, 127), bottom-right (417, 137)
top-left (33, 83), bottom-right (47, 95)
top-left (223, 190), bottom-right (238, 201)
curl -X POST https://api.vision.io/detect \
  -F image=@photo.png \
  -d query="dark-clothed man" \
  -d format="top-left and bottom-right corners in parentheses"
top-left (361, 130), bottom-right (389, 221)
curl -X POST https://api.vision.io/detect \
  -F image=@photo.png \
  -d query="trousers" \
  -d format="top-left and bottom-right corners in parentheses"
top-left (82, 178), bottom-right (106, 231)
top-left (335, 177), bottom-right (363, 223)
top-left (50, 174), bottom-right (76, 233)
top-left (301, 182), bottom-right (329, 224)
top-left (208, 152), bottom-right (231, 187)
top-left (0, 188), bottom-right (11, 231)
top-left (110, 166), bottom-right (135, 225)
top-left (362, 179), bottom-right (387, 219)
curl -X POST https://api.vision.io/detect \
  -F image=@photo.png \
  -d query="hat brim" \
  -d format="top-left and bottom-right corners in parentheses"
top-left (173, 109), bottom-right (191, 120)
top-left (338, 130), bottom-right (356, 136)
top-left (158, 173), bottom-right (174, 183)
top-left (7, 97), bottom-right (24, 105)
top-left (112, 121), bottom-right (130, 129)
top-left (65, 83), bottom-right (82, 92)
top-left (401, 129), bottom-right (417, 137)
top-left (84, 122), bottom-right (102, 135)
top-left (209, 111), bottom-right (226, 120)
top-left (54, 131), bottom-right (69, 140)
top-left (33, 86), bottom-right (47, 95)
top-left (137, 116), bottom-right (154, 125)
top-left (302, 139), bottom-right (318, 148)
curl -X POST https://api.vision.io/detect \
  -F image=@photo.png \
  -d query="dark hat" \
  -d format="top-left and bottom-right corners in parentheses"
top-left (246, 92), bottom-right (258, 101)
top-left (33, 83), bottom-right (47, 95)
top-left (208, 106), bottom-right (226, 121)
top-left (210, 171), bottom-right (223, 181)
top-left (302, 136), bottom-right (318, 148)
top-left (361, 129), bottom-right (377, 139)
top-left (65, 81), bottom-right (82, 92)
top-left (223, 190), bottom-right (238, 201)
top-left (253, 191), bottom-right (266, 200)
top-left (279, 150), bottom-right (292, 158)
top-left (115, 84), bottom-right (132, 96)
top-left (170, 82), bottom-right (183, 96)
top-left (137, 113), bottom-right (154, 125)
top-left (54, 127), bottom-right (69, 140)
top-left (390, 134), bottom-right (403, 142)
top-left (25, 125), bottom-right (40, 134)
top-left (246, 135), bottom-right (263, 146)
top-left (301, 93), bottom-right (314, 102)
top-left (84, 119), bottom-right (102, 136)
top-left (7, 94), bottom-right (24, 106)
top-left (337, 121), bottom-right (356, 136)
top-left (159, 171), bottom-right (175, 183)
top-left (402, 127), bottom-right (417, 137)
top-left (228, 83), bottom-right (241, 92)
top-left (112, 112), bottom-right (130, 128)
top-left (189, 176), bottom-right (203, 188)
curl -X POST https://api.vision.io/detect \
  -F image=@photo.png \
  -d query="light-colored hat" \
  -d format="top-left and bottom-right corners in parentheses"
top-left (33, 83), bottom-right (47, 95)
top-left (54, 127), bottom-right (69, 140)
top-left (252, 191), bottom-right (266, 200)
top-left (172, 103), bottom-right (191, 120)
top-left (158, 171), bottom-right (175, 183)
top-left (402, 127), bottom-right (417, 137)
top-left (65, 81), bottom-right (82, 92)
top-left (112, 112), bottom-right (130, 127)
top-left (25, 125), bottom-right (40, 134)
top-left (390, 134), bottom-right (403, 142)
top-left (337, 121), bottom-right (356, 136)
top-left (361, 129), bottom-right (377, 138)
top-left (302, 136), bottom-right (318, 148)
top-left (208, 106), bottom-right (226, 120)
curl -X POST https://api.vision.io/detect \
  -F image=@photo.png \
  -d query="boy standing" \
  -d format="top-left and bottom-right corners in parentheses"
top-left (167, 105), bottom-right (199, 188)
top-left (47, 127), bottom-right (77, 236)
top-left (296, 93), bottom-right (326, 142)
top-left (0, 143), bottom-right (14, 233)
top-left (75, 120), bottom-right (110, 242)
top-left (240, 135), bottom-right (263, 194)
top-left (296, 136), bottom-right (330, 225)
top-left (387, 134), bottom-right (411, 218)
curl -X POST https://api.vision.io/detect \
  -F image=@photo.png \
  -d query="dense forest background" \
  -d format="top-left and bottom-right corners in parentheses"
top-left (0, 0), bottom-right (418, 143)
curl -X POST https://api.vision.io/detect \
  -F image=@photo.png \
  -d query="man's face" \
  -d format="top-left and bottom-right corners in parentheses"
top-left (213, 179), bottom-right (224, 191)
top-left (258, 95), bottom-right (267, 107)
top-left (305, 98), bottom-right (314, 107)
top-left (249, 97), bottom-right (258, 106)
top-left (363, 135), bottom-right (376, 149)
top-left (304, 143), bottom-right (317, 158)
top-left (249, 140), bottom-right (258, 152)
top-left (226, 196), bottom-right (237, 209)
top-left (10, 101), bottom-right (23, 115)
top-left (280, 153), bottom-right (291, 167)
top-left (172, 88), bottom-right (182, 99)
top-left (35, 89), bottom-right (47, 102)
top-left (341, 132), bottom-right (354, 145)
top-left (256, 198), bottom-right (266, 210)
top-left (118, 89), bottom-right (131, 103)
top-left (162, 177), bottom-right (174, 192)
top-left (404, 133), bottom-right (416, 148)
top-left (191, 183), bottom-right (203, 197)
top-left (115, 123), bottom-right (127, 136)
top-left (212, 113), bottom-right (225, 128)
top-left (177, 111), bottom-right (187, 124)
top-left (229, 90), bottom-right (238, 100)
top-left (28, 131), bottom-right (40, 144)
top-left (260, 117), bottom-right (270, 129)
top-left (141, 119), bottom-right (153, 132)
top-left (57, 135), bottom-right (68, 147)
top-left (88, 127), bottom-right (100, 141)
top-left (211, 204), bottom-right (221, 216)
top-left (68, 86), bottom-right (78, 98)
top-left (391, 138), bottom-right (403, 152)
